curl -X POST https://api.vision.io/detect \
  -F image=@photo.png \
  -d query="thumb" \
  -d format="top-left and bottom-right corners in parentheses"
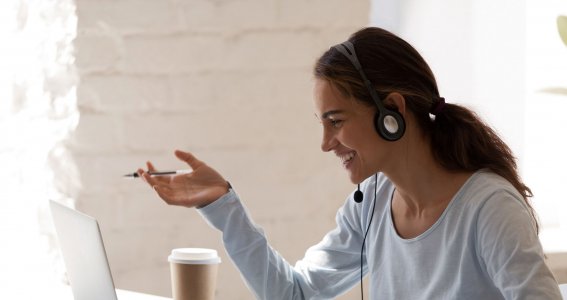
top-left (174, 150), bottom-right (204, 169)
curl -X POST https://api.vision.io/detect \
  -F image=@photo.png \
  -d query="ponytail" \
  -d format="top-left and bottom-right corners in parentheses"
top-left (428, 103), bottom-right (538, 232)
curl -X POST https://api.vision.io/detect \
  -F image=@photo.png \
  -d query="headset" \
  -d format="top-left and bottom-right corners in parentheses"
top-left (333, 41), bottom-right (401, 299)
top-left (333, 41), bottom-right (406, 142)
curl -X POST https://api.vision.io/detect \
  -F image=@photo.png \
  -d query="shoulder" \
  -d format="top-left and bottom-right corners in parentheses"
top-left (458, 170), bottom-right (526, 210)
top-left (457, 170), bottom-right (538, 238)
top-left (447, 170), bottom-right (537, 234)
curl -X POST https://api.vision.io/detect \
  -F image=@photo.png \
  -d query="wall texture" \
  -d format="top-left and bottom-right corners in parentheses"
top-left (72, 0), bottom-right (369, 298)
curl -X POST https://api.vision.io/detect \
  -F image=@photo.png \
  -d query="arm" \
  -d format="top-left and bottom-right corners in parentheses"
top-left (476, 191), bottom-right (562, 299)
top-left (198, 189), bottom-right (365, 300)
top-left (139, 150), bottom-right (365, 299)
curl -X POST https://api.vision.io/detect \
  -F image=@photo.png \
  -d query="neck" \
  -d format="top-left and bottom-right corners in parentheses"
top-left (383, 132), bottom-right (472, 214)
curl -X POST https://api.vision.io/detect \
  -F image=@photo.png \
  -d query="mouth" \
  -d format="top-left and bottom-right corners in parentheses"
top-left (339, 151), bottom-right (356, 169)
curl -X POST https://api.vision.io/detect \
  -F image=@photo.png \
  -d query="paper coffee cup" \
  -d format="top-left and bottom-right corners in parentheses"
top-left (168, 248), bottom-right (221, 300)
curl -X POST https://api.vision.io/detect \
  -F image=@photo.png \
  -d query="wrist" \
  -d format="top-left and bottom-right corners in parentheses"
top-left (196, 181), bottom-right (232, 209)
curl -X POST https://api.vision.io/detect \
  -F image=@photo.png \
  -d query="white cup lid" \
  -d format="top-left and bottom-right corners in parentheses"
top-left (168, 248), bottom-right (221, 264)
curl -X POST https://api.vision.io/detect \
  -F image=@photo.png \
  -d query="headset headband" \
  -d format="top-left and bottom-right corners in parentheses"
top-left (333, 41), bottom-right (385, 111)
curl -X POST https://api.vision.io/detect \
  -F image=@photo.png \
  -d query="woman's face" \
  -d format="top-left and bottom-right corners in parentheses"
top-left (313, 79), bottom-right (394, 183)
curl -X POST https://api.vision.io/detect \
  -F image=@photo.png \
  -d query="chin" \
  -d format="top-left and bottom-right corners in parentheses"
top-left (348, 173), bottom-right (365, 185)
top-left (349, 171), bottom-right (375, 185)
top-left (348, 177), bottom-right (359, 185)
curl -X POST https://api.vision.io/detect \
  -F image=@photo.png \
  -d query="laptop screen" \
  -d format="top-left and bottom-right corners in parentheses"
top-left (50, 200), bottom-right (118, 300)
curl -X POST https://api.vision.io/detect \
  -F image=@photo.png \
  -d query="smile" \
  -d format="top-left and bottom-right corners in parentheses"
top-left (339, 151), bottom-right (356, 167)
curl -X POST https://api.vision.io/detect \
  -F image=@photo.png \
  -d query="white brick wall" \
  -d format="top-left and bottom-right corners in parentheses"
top-left (72, 0), bottom-right (370, 299)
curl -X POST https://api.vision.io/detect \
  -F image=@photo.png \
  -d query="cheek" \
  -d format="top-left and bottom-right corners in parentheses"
top-left (347, 127), bottom-right (376, 153)
top-left (357, 119), bottom-right (379, 143)
top-left (354, 127), bottom-right (386, 161)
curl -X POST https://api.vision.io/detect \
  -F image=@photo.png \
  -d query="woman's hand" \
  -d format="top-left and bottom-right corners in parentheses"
top-left (138, 150), bottom-right (230, 208)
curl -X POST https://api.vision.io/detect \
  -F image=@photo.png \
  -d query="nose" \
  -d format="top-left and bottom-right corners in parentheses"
top-left (320, 128), bottom-right (337, 152)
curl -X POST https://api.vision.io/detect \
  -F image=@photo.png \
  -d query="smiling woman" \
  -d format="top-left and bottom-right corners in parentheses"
top-left (0, 0), bottom-right (78, 298)
top-left (136, 26), bottom-right (562, 299)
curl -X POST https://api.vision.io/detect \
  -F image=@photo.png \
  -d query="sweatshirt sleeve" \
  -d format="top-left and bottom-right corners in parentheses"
top-left (197, 189), bottom-right (365, 300)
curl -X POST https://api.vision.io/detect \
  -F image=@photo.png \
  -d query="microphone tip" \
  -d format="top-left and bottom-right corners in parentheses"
top-left (354, 190), bottom-right (363, 203)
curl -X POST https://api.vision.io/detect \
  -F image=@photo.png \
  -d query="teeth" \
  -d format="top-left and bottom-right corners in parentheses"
top-left (340, 152), bottom-right (355, 164)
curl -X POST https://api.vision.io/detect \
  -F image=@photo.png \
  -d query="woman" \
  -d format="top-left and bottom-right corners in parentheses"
top-left (138, 27), bottom-right (561, 299)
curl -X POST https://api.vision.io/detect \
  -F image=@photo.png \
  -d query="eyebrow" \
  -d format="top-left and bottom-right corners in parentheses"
top-left (321, 109), bottom-right (345, 120)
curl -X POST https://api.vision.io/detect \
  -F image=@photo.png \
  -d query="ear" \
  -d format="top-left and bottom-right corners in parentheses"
top-left (383, 92), bottom-right (406, 115)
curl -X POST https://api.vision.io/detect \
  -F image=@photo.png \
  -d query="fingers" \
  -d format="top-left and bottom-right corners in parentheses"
top-left (136, 168), bottom-right (175, 204)
top-left (137, 151), bottom-right (206, 208)
top-left (138, 161), bottom-right (169, 185)
top-left (137, 164), bottom-right (161, 187)
top-left (136, 168), bottom-right (146, 180)
top-left (139, 169), bottom-right (157, 186)
top-left (174, 150), bottom-right (203, 169)
top-left (136, 161), bottom-right (156, 180)
top-left (146, 161), bottom-right (157, 172)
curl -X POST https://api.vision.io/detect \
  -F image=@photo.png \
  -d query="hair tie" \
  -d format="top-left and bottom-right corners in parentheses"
top-left (430, 97), bottom-right (446, 116)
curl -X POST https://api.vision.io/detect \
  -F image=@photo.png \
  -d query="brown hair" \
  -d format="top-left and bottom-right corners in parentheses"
top-left (314, 27), bottom-right (538, 232)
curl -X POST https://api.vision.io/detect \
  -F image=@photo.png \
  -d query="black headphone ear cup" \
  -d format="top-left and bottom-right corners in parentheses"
top-left (374, 110), bottom-right (406, 141)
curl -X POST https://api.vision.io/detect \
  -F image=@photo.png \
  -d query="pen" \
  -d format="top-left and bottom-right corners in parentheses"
top-left (123, 170), bottom-right (192, 178)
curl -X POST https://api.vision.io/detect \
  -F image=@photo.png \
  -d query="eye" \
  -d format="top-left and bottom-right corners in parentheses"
top-left (330, 119), bottom-right (343, 128)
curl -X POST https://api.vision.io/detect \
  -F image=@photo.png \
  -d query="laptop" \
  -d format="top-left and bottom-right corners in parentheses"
top-left (50, 200), bottom-right (170, 300)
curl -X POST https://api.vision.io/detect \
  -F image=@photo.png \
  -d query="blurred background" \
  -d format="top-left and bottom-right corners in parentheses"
top-left (1, 0), bottom-right (566, 299)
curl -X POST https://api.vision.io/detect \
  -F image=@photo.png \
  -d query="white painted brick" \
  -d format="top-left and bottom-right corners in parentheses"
top-left (224, 151), bottom-right (349, 218)
top-left (68, 114), bottom-right (124, 154)
top-left (277, 0), bottom-right (370, 28)
top-left (178, 0), bottom-right (278, 32)
top-left (193, 145), bottom-right (352, 209)
top-left (210, 69), bottom-right (313, 109)
top-left (160, 68), bottom-right (314, 114)
top-left (75, 31), bottom-right (123, 73)
top-left (76, 0), bottom-right (182, 34)
top-left (121, 34), bottom-right (224, 74)
top-left (74, 191), bottom-right (124, 228)
top-left (221, 30), bottom-right (323, 70)
top-left (119, 112), bottom-right (242, 152)
top-left (72, 153), bottom-right (157, 193)
top-left (161, 74), bottom-right (218, 112)
top-left (79, 75), bottom-right (169, 114)
top-left (102, 225), bottom-right (219, 271)
top-left (118, 105), bottom-right (323, 153)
